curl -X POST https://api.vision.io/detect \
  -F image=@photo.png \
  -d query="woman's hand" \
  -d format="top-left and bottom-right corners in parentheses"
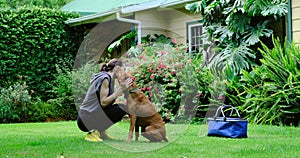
top-left (120, 77), bottom-right (133, 91)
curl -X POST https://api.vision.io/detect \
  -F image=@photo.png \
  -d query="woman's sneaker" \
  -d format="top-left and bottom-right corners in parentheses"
top-left (85, 130), bottom-right (103, 142)
top-left (100, 130), bottom-right (115, 140)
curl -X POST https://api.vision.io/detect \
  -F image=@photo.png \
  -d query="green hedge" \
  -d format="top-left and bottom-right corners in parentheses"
top-left (0, 6), bottom-right (86, 101)
top-left (0, 0), bottom-right (72, 9)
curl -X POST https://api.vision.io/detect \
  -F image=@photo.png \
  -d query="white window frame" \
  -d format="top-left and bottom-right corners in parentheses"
top-left (187, 22), bottom-right (204, 53)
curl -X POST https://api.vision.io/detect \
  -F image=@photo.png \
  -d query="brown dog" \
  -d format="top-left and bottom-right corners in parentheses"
top-left (114, 66), bottom-right (168, 142)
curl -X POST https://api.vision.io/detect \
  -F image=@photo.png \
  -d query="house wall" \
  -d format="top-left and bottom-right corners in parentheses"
top-left (165, 8), bottom-right (201, 44)
top-left (135, 8), bottom-right (201, 44)
top-left (135, 9), bottom-right (169, 38)
top-left (292, 0), bottom-right (300, 43)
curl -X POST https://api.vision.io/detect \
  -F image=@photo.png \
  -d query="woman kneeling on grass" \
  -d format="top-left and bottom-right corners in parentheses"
top-left (77, 59), bottom-right (132, 142)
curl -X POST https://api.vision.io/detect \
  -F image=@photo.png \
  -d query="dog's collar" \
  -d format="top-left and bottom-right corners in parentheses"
top-left (129, 87), bottom-right (138, 93)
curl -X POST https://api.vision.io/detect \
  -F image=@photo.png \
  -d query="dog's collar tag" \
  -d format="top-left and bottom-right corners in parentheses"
top-left (129, 88), bottom-right (138, 93)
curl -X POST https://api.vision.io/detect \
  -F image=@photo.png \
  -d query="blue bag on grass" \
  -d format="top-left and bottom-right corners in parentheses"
top-left (207, 105), bottom-right (248, 138)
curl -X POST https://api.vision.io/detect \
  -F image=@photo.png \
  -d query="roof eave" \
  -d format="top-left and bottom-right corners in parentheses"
top-left (160, 0), bottom-right (195, 8)
top-left (65, 8), bottom-right (120, 25)
top-left (121, 0), bottom-right (164, 14)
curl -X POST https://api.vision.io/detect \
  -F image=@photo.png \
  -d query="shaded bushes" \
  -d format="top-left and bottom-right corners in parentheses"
top-left (0, 82), bottom-right (56, 123)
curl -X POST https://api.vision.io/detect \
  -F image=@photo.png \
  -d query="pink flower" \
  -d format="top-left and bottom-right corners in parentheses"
top-left (171, 70), bottom-right (176, 75)
top-left (150, 74), bottom-right (155, 79)
top-left (161, 51), bottom-right (167, 55)
top-left (218, 96), bottom-right (224, 100)
top-left (138, 55), bottom-right (145, 60)
top-left (159, 63), bottom-right (167, 69)
top-left (132, 62), bottom-right (137, 66)
top-left (171, 37), bottom-right (176, 44)
top-left (197, 93), bottom-right (203, 97)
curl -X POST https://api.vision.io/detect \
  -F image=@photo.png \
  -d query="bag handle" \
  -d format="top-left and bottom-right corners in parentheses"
top-left (214, 105), bottom-right (241, 119)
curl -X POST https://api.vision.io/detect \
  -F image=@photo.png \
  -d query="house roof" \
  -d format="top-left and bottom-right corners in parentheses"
top-left (61, 0), bottom-right (153, 16)
top-left (62, 0), bottom-right (195, 25)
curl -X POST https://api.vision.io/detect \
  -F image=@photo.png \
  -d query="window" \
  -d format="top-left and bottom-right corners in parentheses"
top-left (187, 22), bottom-right (204, 53)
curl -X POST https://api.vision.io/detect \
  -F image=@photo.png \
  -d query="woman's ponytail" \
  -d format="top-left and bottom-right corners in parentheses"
top-left (99, 58), bottom-right (123, 72)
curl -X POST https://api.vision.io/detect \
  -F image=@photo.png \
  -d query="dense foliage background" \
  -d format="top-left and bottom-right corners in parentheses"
top-left (0, 0), bottom-right (299, 126)
top-left (0, 6), bottom-right (85, 100)
top-left (0, 6), bottom-right (86, 123)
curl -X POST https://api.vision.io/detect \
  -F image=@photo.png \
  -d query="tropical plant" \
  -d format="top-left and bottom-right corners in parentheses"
top-left (186, 0), bottom-right (288, 75)
top-left (231, 37), bottom-right (300, 126)
top-left (108, 30), bottom-right (137, 53)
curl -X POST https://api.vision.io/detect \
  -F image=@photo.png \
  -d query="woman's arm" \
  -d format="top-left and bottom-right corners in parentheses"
top-left (99, 79), bottom-right (123, 107)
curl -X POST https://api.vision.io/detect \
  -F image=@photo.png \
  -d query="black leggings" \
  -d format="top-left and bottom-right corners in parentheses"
top-left (77, 104), bottom-right (127, 132)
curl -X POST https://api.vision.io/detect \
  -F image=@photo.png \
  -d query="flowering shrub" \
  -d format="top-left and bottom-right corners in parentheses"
top-left (121, 41), bottom-right (209, 122)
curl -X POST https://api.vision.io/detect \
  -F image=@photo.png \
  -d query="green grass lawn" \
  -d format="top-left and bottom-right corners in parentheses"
top-left (1, 121), bottom-right (300, 158)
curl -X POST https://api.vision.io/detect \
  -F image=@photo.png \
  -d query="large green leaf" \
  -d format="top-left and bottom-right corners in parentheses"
top-left (261, 3), bottom-right (288, 18)
top-left (242, 21), bottom-right (273, 45)
top-left (185, 0), bottom-right (207, 14)
top-left (209, 42), bottom-right (255, 74)
top-left (223, 0), bottom-right (244, 15)
top-left (213, 26), bottom-right (234, 41)
top-left (226, 12), bottom-right (251, 33)
top-left (245, 0), bottom-right (271, 16)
